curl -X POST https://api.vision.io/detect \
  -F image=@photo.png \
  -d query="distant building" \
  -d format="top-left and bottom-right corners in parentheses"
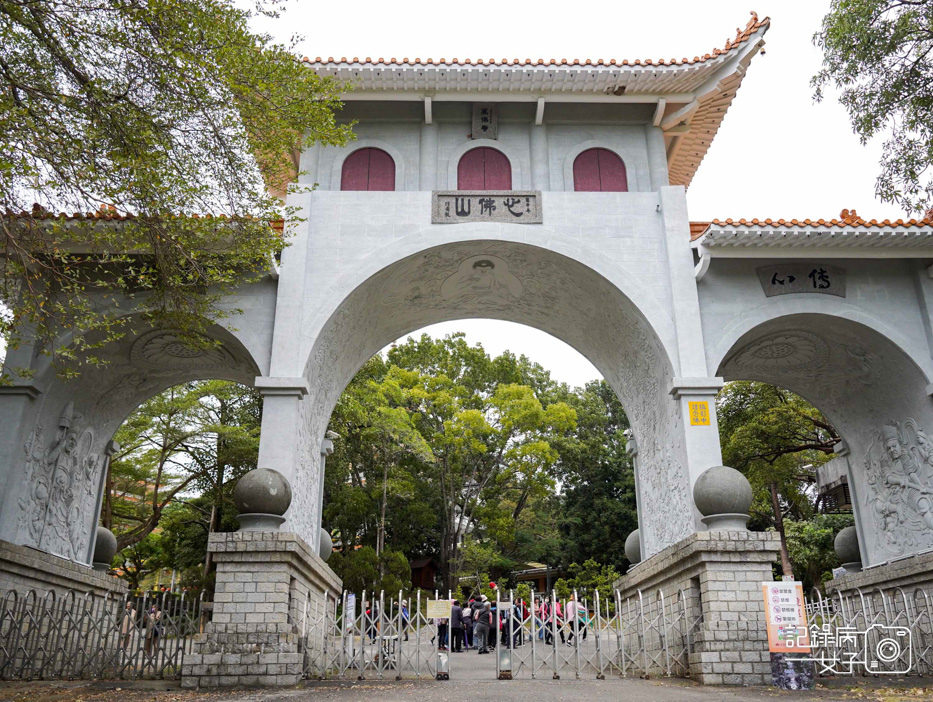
top-left (409, 557), bottom-right (437, 590)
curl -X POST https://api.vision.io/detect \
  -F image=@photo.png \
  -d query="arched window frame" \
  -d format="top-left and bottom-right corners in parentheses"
top-left (572, 147), bottom-right (629, 192)
top-left (446, 140), bottom-right (525, 189)
top-left (562, 142), bottom-right (639, 192)
top-left (331, 141), bottom-right (406, 191)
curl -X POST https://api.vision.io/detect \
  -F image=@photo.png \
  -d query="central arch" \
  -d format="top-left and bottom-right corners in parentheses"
top-left (291, 238), bottom-right (697, 560)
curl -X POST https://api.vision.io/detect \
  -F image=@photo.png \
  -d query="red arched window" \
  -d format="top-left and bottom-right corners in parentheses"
top-left (340, 148), bottom-right (396, 191)
top-left (573, 148), bottom-right (628, 192)
top-left (457, 147), bottom-right (512, 190)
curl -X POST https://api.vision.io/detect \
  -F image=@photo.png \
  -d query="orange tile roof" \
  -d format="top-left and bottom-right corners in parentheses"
top-left (690, 209), bottom-right (933, 240)
top-left (303, 12), bottom-right (769, 69)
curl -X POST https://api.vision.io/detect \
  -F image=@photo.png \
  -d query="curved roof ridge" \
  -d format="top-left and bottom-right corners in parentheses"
top-left (302, 12), bottom-right (770, 69)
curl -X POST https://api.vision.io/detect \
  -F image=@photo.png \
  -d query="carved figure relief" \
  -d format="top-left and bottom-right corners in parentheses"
top-left (17, 402), bottom-right (103, 561)
top-left (440, 255), bottom-right (523, 305)
top-left (864, 419), bottom-right (933, 557)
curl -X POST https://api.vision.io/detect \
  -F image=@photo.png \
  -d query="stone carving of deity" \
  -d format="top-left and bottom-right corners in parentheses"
top-left (440, 255), bottom-right (523, 306)
top-left (18, 402), bottom-right (100, 560)
top-left (864, 420), bottom-right (933, 557)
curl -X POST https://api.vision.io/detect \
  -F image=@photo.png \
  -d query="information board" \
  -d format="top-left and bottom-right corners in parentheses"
top-left (762, 581), bottom-right (811, 653)
top-left (426, 599), bottom-right (452, 619)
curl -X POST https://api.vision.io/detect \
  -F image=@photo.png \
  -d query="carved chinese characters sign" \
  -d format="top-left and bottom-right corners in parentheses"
top-left (432, 191), bottom-right (543, 224)
top-left (757, 264), bottom-right (846, 298)
top-left (472, 103), bottom-right (497, 140)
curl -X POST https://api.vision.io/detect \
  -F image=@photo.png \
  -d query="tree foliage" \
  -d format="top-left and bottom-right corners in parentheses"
top-left (814, 0), bottom-right (933, 212)
top-left (0, 0), bottom-right (352, 377)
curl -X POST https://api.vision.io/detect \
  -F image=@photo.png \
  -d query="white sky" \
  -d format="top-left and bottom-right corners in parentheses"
top-left (1, 2), bottom-right (908, 389)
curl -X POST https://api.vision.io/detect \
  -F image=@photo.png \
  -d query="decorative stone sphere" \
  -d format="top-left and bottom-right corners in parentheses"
top-left (624, 529), bottom-right (641, 565)
top-left (233, 468), bottom-right (292, 516)
top-left (834, 526), bottom-right (862, 572)
top-left (319, 528), bottom-right (333, 562)
top-left (93, 526), bottom-right (117, 571)
top-left (693, 465), bottom-right (753, 531)
top-left (693, 465), bottom-right (753, 516)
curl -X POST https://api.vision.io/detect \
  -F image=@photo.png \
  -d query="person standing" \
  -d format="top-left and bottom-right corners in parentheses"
top-left (401, 599), bottom-right (410, 642)
top-left (565, 594), bottom-right (580, 646)
top-left (120, 600), bottom-right (136, 652)
top-left (450, 600), bottom-right (464, 652)
top-left (143, 604), bottom-right (162, 657)
top-left (462, 600), bottom-right (473, 650)
top-left (474, 596), bottom-right (491, 654)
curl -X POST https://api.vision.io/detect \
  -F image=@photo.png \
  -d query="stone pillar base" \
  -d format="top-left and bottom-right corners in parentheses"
top-left (826, 551), bottom-right (933, 596)
top-left (0, 538), bottom-right (126, 598)
top-left (181, 531), bottom-right (341, 689)
top-left (615, 531), bottom-right (781, 686)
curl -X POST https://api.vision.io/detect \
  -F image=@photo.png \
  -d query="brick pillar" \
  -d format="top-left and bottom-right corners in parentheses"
top-left (615, 531), bottom-right (781, 686)
top-left (688, 532), bottom-right (781, 685)
top-left (181, 531), bottom-right (341, 688)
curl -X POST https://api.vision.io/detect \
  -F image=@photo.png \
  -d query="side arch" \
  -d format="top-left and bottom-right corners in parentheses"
top-left (446, 140), bottom-right (527, 190)
top-left (707, 295), bottom-right (933, 384)
top-left (716, 311), bottom-right (933, 568)
top-left (562, 140), bottom-right (641, 192)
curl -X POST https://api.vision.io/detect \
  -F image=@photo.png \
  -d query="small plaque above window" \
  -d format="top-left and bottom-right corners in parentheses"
top-left (472, 103), bottom-right (498, 140)
top-left (432, 191), bottom-right (542, 224)
top-left (757, 264), bottom-right (846, 298)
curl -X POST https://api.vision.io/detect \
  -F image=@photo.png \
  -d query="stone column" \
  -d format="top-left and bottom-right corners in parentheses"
top-left (419, 122), bottom-right (438, 190)
top-left (181, 532), bottom-right (341, 688)
top-left (644, 125), bottom-right (669, 192)
top-left (529, 122), bottom-right (549, 191)
top-left (615, 531), bottom-right (781, 686)
top-left (254, 378), bottom-right (316, 547)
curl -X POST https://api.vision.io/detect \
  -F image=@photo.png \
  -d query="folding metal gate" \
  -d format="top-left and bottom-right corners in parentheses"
top-left (300, 587), bottom-right (703, 680)
top-left (495, 588), bottom-right (701, 679)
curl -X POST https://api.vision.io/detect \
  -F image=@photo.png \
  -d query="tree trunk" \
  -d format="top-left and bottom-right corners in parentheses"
top-left (377, 459), bottom-right (388, 565)
top-left (204, 400), bottom-right (229, 579)
top-left (770, 482), bottom-right (793, 577)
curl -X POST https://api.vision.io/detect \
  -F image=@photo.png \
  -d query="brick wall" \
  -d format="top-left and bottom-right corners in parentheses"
top-left (0, 538), bottom-right (126, 598)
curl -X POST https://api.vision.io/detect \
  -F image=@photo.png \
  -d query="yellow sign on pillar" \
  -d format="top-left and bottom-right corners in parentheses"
top-left (688, 401), bottom-right (710, 426)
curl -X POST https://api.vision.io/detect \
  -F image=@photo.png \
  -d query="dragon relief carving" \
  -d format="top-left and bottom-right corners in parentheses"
top-left (864, 418), bottom-right (933, 558)
top-left (17, 402), bottom-right (104, 561)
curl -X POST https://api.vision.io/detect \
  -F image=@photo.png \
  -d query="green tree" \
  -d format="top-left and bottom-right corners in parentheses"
top-left (814, 0), bottom-right (933, 212)
top-left (388, 334), bottom-right (576, 590)
top-left (105, 380), bottom-right (259, 551)
top-left (550, 380), bottom-right (637, 571)
top-left (717, 382), bottom-right (839, 577)
top-left (785, 514), bottom-right (854, 592)
top-left (0, 0), bottom-right (352, 378)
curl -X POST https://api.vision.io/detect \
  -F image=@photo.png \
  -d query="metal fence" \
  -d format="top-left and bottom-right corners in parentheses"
top-left (0, 588), bottom-right (205, 680)
top-left (299, 587), bottom-right (703, 680)
top-left (806, 586), bottom-right (933, 677)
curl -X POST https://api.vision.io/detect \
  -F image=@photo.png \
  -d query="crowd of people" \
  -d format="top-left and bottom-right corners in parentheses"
top-left (431, 593), bottom-right (590, 654)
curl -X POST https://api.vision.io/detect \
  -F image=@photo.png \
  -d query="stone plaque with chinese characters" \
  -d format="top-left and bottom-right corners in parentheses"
top-left (756, 264), bottom-right (846, 298)
top-left (432, 191), bottom-right (543, 224)
top-left (472, 103), bottom-right (498, 139)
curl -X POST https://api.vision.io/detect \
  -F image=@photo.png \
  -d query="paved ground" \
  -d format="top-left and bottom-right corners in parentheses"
top-left (2, 677), bottom-right (933, 702)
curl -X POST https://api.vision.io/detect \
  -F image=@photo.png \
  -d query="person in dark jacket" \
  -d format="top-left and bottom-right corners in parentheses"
top-left (450, 600), bottom-right (464, 652)
top-left (473, 596), bottom-right (491, 654)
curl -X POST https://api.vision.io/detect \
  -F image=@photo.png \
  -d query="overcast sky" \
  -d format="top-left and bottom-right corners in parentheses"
top-left (1, 2), bottom-right (907, 389)
top-left (261, 0), bottom-right (900, 388)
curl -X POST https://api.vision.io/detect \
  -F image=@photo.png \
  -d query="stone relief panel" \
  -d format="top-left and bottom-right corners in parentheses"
top-left (304, 241), bottom-right (692, 560)
top-left (284, 393), bottom-right (319, 548)
top-left (721, 327), bottom-right (880, 409)
top-left (17, 402), bottom-right (104, 561)
top-left (863, 418), bottom-right (933, 559)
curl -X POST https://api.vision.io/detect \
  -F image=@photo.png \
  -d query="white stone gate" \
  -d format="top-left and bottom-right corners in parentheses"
top-left (4, 11), bottom-right (933, 687)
